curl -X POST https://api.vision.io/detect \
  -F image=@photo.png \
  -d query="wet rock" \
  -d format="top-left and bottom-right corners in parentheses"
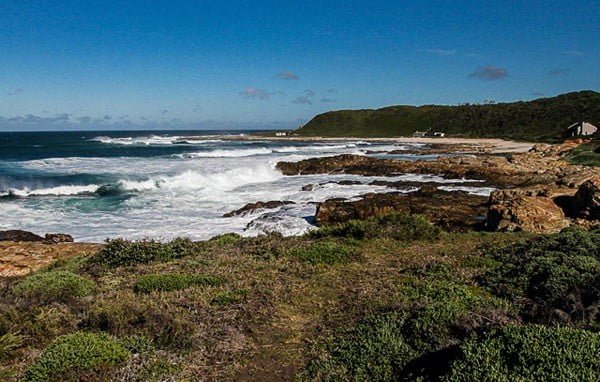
top-left (0, 230), bottom-right (45, 242)
top-left (302, 184), bottom-right (316, 191)
top-left (277, 140), bottom-right (599, 189)
top-left (223, 200), bottom-right (295, 217)
top-left (45, 233), bottom-right (74, 244)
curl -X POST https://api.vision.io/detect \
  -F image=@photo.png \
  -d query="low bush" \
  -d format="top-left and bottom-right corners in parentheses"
top-left (482, 227), bottom-right (600, 329)
top-left (565, 139), bottom-right (600, 167)
top-left (92, 237), bottom-right (199, 267)
top-left (300, 312), bottom-right (416, 382)
top-left (300, 277), bottom-right (515, 381)
top-left (311, 213), bottom-right (441, 241)
top-left (82, 293), bottom-right (196, 350)
top-left (211, 289), bottom-right (248, 306)
top-left (133, 273), bottom-right (224, 293)
top-left (444, 325), bottom-right (600, 382)
top-left (0, 332), bottom-right (26, 360)
top-left (24, 332), bottom-right (129, 382)
top-left (208, 233), bottom-right (243, 246)
top-left (289, 239), bottom-right (360, 265)
top-left (13, 271), bottom-right (95, 304)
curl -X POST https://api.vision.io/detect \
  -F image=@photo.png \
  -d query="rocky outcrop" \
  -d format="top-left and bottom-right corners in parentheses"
top-left (0, 230), bottom-right (45, 242)
top-left (277, 140), bottom-right (598, 189)
top-left (315, 187), bottom-right (488, 231)
top-left (0, 230), bottom-right (75, 244)
top-left (279, 140), bottom-right (600, 234)
top-left (223, 201), bottom-right (295, 217)
top-left (572, 177), bottom-right (600, 220)
top-left (0, 242), bottom-right (100, 277)
top-left (45, 233), bottom-right (74, 244)
top-left (486, 177), bottom-right (600, 233)
top-left (486, 189), bottom-right (572, 233)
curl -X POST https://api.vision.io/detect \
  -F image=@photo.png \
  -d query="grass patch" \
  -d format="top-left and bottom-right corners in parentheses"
top-left (92, 237), bottom-right (199, 267)
top-left (133, 273), bottom-right (224, 293)
top-left (211, 289), bottom-right (248, 306)
top-left (565, 139), bottom-right (600, 166)
top-left (445, 325), bottom-right (600, 382)
top-left (13, 271), bottom-right (95, 304)
top-left (0, 332), bottom-right (26, 360)
top-left (311, 213), bottom-right (441, 241)
top-left (482, 226), bottom-right (600, 329)
top-left (24, 332), bottom-right (129, 382)
top-left (288, 239), bottom-right (360, 265)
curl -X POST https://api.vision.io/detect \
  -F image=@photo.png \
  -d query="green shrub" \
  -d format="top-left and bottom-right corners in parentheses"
top-left (312, 213), bottom-right (441, 241)
top-left (211, 289), bottom-right (248, 306)
top-left (565, 140), bottom-right (600, 167)
top-left (24, 332), bottom-right (129, 382)
top-left (289, 240), bottom-right (360, 265)
top-left (483, 227), bottom-right (600, 329)
top-left (93, 237), bottom-right (199, 267)
top-left (13, 271), bottom-right (95, 303)
top-left (300, 312), bottom-right (416, 382)
top-left (396, 278), bottom-right (513, 352)
top-left (209, 233), bottom-right (243, 246)
top-left (444, 325), bottom-right (600, 382)
top-left (0, 332), bottom-right (25, 360)
top-left (133, 273), bottom-right (224, 293)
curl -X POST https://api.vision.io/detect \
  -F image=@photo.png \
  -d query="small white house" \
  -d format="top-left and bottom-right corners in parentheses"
top-left (412, 131), bottom-right (427, 137)
top-left (275, 131), bottom-right (288, 137)
top-left (565, 122), bottom-right (598, 137)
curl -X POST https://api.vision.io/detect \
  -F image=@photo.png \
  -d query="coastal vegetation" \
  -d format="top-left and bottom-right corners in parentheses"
top-left (566, 139), bottom-right (600, 166)
top-left (1, 214), bottom-right (599, 380)
top-left (296, 91), bottom-right (600, 142)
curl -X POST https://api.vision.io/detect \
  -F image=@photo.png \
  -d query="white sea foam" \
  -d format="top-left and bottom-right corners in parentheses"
top-left (6, 184), bottom-right (100, 197)
top-left (438, 185), bottom-right (496, 196)
top-left (89, 135), bottom-right (222, 146)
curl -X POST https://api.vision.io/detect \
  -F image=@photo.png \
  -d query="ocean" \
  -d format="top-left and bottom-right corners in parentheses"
top-left (0, 130), bottom-right (493, 242)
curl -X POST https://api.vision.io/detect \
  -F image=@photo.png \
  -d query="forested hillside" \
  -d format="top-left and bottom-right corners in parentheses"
top-left (297, 91), bottom-right (600, 141)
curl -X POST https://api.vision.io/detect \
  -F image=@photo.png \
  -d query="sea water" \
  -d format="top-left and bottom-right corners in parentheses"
top-left (0, 131), bottom-right (492, 242)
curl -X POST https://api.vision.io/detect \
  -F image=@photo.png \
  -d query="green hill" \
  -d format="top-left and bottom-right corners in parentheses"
top-left (296, 91), bottom-right (600, 141)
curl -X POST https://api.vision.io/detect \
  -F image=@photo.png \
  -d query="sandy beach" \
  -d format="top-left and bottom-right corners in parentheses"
top-left (204, 134), bottom-right (536, 153)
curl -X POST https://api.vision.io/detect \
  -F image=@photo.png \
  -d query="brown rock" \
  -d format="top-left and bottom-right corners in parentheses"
top-left (0, 241), bottom-right (100, 277)
top-left (45, 233), bottom-right (75, 244)
top-left (486, 190), bottom-right (571, 233)
top-left (223, 200), bottom-right (295, 217)
top-left (573, 177), bottom-right (600, 220)
top-left (315, 188), bottom-right (488, 232)
top-left (0, 230), bottom-right (45, 242)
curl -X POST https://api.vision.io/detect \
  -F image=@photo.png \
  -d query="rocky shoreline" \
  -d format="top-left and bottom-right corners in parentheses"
top-left (3, 139), bottom-right (598, 277)
top-left (276, 139), bottom-right (599, 234)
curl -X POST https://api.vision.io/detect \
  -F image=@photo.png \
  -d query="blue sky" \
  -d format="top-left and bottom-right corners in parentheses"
top-left (1, 0), bottom-right (598, 130)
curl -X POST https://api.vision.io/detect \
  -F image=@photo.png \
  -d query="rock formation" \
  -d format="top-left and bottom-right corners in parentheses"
top-left (223, 201), bottom-right (295, 217)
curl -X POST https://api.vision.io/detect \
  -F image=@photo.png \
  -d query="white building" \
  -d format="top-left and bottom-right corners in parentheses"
top-left (565, 122), bottom-right (598, 137)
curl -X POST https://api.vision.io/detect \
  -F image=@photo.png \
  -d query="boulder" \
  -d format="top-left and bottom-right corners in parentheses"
top-left (315, 188), bottom-right (488, 232)
top-left (0, 230), bottom-right (45, 242)
top-left (572, 177), bottom-right (600, 220)
top-left (223, 200), bottom-right (295, 218)
top-left (45, 233), bottom-right (75, 244)
top-left (486, 190), bottom-right (571, 233)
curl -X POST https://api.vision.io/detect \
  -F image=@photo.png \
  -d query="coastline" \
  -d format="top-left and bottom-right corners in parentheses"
top-left (196, 134), bottom-right (536, 153)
